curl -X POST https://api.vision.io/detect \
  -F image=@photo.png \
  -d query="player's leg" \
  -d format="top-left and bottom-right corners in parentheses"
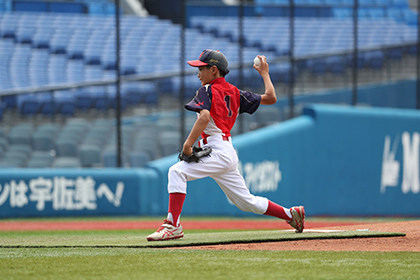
top-left (165, 154), bottom-right (232, 226)
top-left (212, 169), bottom-right (304, 232)
top-left (148, 151), bottom-right (234, 241)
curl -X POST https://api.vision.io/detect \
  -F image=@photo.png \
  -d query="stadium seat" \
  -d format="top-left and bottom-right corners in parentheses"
top-left (8, 128), bottom-right (32, 146)
top-left (0, 152), bottom-right (27, 167)
top-left (391, 0), bottom-right (408, 8)
top-left (14, 26), bottom-right (35, 44)
top-left (55, 138), bottom-right (78, 157)
top-left (128, 151), bottom-right (150, 168)
top-left (102, 146), bottom-right (128, 167)
top-left (363, 50), bottom-right (384, 69)
top-left (36, 123), bottom-right (60, 135)
top-left (82, 130), bottom-right (108, 147)
top-left (159, 131), bottom-right (181, 157)
top-left (133, 137), bottom-right (160, 160)
top-left (0, 17), bottom-right (17, 39)
top-left (8, 144), bottom-right (32, 158)
top-left (52, 157), bottom-right (82, 168)
top-left (26, 152), bottom-right (53, 167)
top-left (16, 94), bottom-right (40, 116)
top-left (359, 0), bottom-right (376, 7)
top-left (376, 0), bottom-right (392, 7)
top-left (54, 91), bottom-right (76, 116)
top-left (387, 8), bottom-right (404, 21)
top-left (79, 144), bottom-right (102, 167)
top-left (255, 106), bottom-right (282, 127)
top-left (325, 56), bottom-right (347, 74)
top-left (32, 130), bottom-right (55, 152)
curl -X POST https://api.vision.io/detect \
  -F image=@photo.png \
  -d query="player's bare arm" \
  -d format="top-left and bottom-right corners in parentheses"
top-left (182, 109), bottom-right (211, 156)
top-left (253, 55), bottom-right (276, 105)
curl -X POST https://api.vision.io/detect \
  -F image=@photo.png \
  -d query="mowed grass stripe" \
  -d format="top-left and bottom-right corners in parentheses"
top-left (1, 248), bottom-right (419, 280)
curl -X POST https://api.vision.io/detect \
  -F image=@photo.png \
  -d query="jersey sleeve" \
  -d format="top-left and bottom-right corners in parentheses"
top-left (184, 86), bottom-right (212, 112)
top-left (239, 90), bottom-right (261, 114)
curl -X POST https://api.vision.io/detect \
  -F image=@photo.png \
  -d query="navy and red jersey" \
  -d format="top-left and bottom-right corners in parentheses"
top-left (184, 77), bottom-right (261, 138)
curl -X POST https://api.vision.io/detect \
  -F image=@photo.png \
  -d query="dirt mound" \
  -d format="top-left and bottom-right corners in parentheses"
top-left (177, 220), bottom-right (420, 252)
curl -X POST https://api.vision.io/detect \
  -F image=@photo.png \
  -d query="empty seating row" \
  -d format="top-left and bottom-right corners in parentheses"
top-left (0, 0), bottom-right (115, 15)
top-left (0, 12), bottom-right (280, 115)
top-left (255, 0), bottom-right (409, 7)
top-left (0, 106), bottom-right (284, 168)
top-left (191, 16), bottom-right (417, 56)
top-left (0, 11), bottom-right (416, 118)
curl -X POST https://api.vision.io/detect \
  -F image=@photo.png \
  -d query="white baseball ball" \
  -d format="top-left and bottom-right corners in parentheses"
top-left (254, 56), bottom-right (261, 66)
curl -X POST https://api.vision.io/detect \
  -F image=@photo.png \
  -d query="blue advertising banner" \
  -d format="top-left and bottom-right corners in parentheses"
top-left (0, 168), bottom-right (159, 218)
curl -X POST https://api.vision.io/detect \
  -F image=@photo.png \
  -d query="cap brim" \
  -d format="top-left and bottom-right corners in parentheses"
top-left (187, 60), bottom-right (209, 67)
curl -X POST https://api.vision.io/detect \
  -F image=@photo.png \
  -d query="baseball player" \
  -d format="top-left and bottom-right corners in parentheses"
top-left (147, 49), bottom-right (304, 241)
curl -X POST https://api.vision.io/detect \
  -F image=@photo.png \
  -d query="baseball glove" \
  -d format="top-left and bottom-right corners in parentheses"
top-left (178, 146), bottom-right (212, 163)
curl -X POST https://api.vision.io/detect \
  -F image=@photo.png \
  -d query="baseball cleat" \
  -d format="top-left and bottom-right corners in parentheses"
top-left (287, 206), bottom-right (305, 233)
top-left (147, 219), bottom-right (184, 241)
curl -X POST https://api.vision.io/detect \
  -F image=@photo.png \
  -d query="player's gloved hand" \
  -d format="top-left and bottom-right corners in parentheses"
top-left (178, 146), bottom-right (212, 163)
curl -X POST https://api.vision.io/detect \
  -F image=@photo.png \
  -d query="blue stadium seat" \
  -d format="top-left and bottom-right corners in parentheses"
top-left (26, 157), bottom-right (52, 168)
top-left (402, 10), bottom-right (418, 26)
top-left (159, 131), bottom-right (181, 157)
top-left (55, 138), bottom-right (78, 157)
top-left (387, 8), bottom-right (404, 21)
top-left (359, 0), bottom-right (376, 7)
top-left (306, 58), bottom-right (328, 74)
top-left (102, 146), bottom-right (128, 167)
top-left (0, 16), bottom-right (17, 38)
top-left (17, 93), bottom-right (40, 116)
top-left (8, 143), bottom-right (32, 160)
top-left (325, 56), bottom-right (346, 74)
top-left (255, 106), bottom-right (282, 127)
top-left (8, 124), bottom-right (33, 145)
top-left (53, 91), bottom-right (76, 116)
top-left (49, 30), bottom-right (72, 54)
top-left (391, 0), bottom-right (408, 8)
top-left (363, 50), bottom-right (384, 69)
top-left (14, 26), bottom-right (35, 44)
top-left (376, 0), bottom-right (392, 6)
top-left (79, 144), bottom-right (102, 167)
top-left (0, 149), bottom-right (28, 167)
top-left (129, 151), bottom-right (150, 168)
top-left (32, 130), bottom-right (55, 152)
top-left (52, 157), bottom-right (81, 168)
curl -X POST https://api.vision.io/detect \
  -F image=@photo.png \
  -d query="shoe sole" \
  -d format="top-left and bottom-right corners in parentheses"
top-left (147, 233), bottom-right (184, 242)
top-left (292, 206), bottom-right (305, 233)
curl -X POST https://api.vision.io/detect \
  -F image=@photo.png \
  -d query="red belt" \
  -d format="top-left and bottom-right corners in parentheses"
top-left (201, 135), bottom-right (230, 145)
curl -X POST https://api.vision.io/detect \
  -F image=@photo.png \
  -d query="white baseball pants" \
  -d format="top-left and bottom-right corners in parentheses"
top-left (168, 135), bottom-right (269, 215)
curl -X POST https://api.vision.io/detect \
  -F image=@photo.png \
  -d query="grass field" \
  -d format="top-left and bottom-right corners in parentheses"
top-left (1, 218), bottom-right (420, 280)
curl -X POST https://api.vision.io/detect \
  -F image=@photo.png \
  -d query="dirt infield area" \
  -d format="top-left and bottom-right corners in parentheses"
top-left (180, 220), bottom-right (420, 252)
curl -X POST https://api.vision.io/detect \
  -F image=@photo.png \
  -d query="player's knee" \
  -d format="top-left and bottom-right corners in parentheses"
top-left (168, 167), bottom-right (187, 193)
top-left (168, 165), bottom-right (183, 180)
top-left (233, 196), bottom-right (267, 215)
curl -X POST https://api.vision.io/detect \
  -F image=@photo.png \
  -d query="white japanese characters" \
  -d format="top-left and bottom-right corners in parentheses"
top-left (381, 132), bottom-right (420, 194)
top-left (0, 176), bottom-right (125, 211)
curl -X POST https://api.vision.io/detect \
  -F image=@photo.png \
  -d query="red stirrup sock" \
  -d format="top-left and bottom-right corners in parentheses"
top-left (264, 200), bottom-right (292, 221)
top-left (167, 193), bottom-right (186, 227)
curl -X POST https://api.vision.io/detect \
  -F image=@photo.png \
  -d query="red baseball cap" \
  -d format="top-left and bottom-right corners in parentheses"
top-left (187, 49), bottom-right (229, 74)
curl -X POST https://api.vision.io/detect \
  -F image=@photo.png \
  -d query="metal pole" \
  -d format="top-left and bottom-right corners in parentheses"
top-left (180, 0), bottom-right (186, 145)
top-left (288, 0), bottom-right (295, 119)
top-left (352, 0), bottom-right (358, 106)
top-left (238, 0), bottom-right (244, 133)
top-left (115, 0), bottom-right (122, 167)
top-left (417, 1), bottom-right (420, 109)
